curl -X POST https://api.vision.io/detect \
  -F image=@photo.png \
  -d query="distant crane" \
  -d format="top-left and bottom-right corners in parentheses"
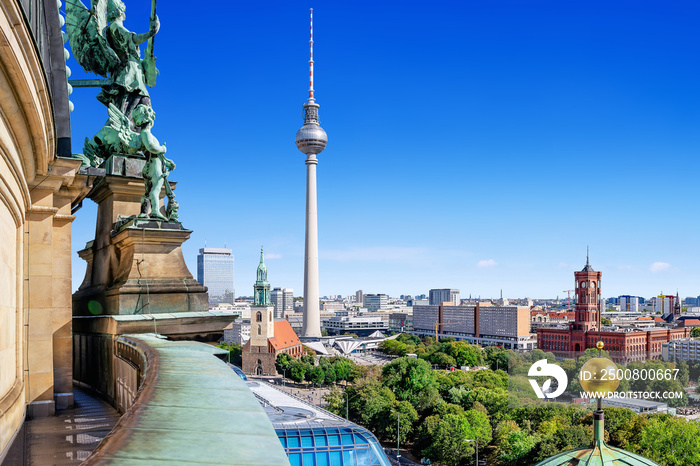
top-left (434, 321), bottom-right (462, 343)
top-left (563, 290), bottom-right (575, 311)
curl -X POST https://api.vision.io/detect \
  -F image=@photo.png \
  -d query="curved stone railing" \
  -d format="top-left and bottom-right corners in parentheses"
top-left (82, 334), bottom-right (290, 465)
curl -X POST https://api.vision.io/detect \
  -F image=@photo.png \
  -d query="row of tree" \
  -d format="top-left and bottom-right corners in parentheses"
top-left (275, 353), bottom-right (359, 386)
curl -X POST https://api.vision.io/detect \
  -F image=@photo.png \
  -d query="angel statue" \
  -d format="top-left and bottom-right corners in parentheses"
top-left (67, 0), bottom-right (160, 150)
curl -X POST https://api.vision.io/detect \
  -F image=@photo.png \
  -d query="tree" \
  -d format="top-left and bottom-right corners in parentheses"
top-left (636, 416), bottom-right (700, 466)
top-left (601, 317), bottom-right (612, 325)
top-left (323, 386), bottom-right (345, 417)
top-left (380, 400), bottom-right (418, 445)
top-left (276, 352), bottom-right (294, 375)
top-left (380, 339), bottom-right (409, 356)
top-left (217, 342), bottom-right (242, 365)
top-left (381, 357), bottom-right (437, 403)
top-left (289, 360), bottom-right (306, 383)
top-left (300, 354), bottom-right (315, 366)
top-left (324, 365), bottom-right (337, 385)
top-left (424, 413), bottom-right (482, 466)
top-left (691, 327), bottom-right (700, 338)
top-left (310, 366), bottom-right (325, 386)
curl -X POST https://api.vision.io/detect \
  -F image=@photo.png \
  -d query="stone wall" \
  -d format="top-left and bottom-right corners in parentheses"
top-left (0, 1), bottom-right (87, 459)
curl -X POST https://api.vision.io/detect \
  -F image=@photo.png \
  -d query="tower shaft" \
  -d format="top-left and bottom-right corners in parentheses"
top-left (302, 154), bottom-right (321, 337)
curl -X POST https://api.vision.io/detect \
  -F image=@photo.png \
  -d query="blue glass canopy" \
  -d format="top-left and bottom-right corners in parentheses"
top-left (276, 425), bottom-right (391, 466)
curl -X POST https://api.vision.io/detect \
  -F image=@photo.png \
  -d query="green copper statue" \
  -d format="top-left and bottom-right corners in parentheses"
top-left (67, 0), bottom-right (178, 221)
top-left (67, 0), bottom-right (159, 118)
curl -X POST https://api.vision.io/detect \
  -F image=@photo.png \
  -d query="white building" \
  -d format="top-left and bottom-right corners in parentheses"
top-left (210, 302), bottom-right (251, 320)
top-left (223, 319), bottom-right (251, 345)
top-left (271, 287), bottom-right (294, 318)
top-left (363, 294), bottom-right (388, 312)
top-left (663, 338), bottom-right (700, 362)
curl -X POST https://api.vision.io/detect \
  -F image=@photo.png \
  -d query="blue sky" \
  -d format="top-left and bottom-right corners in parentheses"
top-left (68, 0), bottom-right (700, 300)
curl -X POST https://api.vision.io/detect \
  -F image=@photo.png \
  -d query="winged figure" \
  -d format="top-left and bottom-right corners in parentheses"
top-left (84, 103), bottom-right (164, 162)
top-left (66, 0), bottom-right (159, 118)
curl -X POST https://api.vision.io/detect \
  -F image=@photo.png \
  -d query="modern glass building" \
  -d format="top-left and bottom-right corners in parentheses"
top-left (197, 247), bottom-right (235, 305)
top-left (245, 379), bottom-right (391, 466)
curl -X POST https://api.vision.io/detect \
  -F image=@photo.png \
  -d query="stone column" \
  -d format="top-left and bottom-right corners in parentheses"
top-left (302, 154), bottom-right (321, 337)
top-left (25, 188), bottom-right (57, 417)
top-left (52, 191), bottom-right (75, 409)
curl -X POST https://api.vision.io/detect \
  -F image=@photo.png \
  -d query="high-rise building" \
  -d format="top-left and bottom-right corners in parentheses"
top-left (271, 287), bottom-right (294, 318)
top-left (197, 247), bottom-right (235, 305)
top-left (619, 295), bottom-right (640, 312)
top-left (355, 289), bottom-right (363, 305)
top-left (429, 288), bottom-right (460, 306)
top-left (296, 10), bottom-right (327, 338)
top-left (363, 294), bottom-right (388, 312)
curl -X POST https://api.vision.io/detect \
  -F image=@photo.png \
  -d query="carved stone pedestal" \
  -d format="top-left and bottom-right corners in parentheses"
top-left (73, 160), bottom-right (207, 316)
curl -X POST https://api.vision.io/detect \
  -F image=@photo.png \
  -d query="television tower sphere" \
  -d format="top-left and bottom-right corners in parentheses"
top-left (295, 102), bottom-right (327, 156)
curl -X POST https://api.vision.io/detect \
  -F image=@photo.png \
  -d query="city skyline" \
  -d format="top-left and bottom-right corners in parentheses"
top-left (68, 1), bottom-right (700, 299)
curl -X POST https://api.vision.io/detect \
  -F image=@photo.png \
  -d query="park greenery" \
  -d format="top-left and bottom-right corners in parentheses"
top-left (275, 352), bottom-right (360, 385)
top-left (313, 335), bottom-right (700, 466)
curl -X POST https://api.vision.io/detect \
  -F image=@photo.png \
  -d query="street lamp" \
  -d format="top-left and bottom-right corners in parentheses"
top-left (391, 410), bottom-right (401, 461)
top-left (466, 438), bottom-right (478, 466)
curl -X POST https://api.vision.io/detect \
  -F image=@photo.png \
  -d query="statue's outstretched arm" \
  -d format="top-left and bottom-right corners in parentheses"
top-left (134, 15), bottom-right (160, 45)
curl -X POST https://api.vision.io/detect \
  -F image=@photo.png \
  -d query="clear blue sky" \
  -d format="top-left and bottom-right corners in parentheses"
top-left (68, 0), bottom-right (700, 300)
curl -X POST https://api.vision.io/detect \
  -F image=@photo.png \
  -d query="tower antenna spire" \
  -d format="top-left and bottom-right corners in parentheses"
top-left (586, 246), bottom-right (590, 266)
top-left (308, 8), bottom-right (315, 102)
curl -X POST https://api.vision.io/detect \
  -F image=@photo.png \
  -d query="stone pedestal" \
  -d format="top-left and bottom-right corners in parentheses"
top-left (73, 156), bottom-right (207, 316)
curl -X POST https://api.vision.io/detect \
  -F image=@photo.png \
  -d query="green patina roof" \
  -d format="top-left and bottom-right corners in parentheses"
top-left (534, 416), bottom-right (659, 466)
top-left (92, 334), bottom-right (290, 465)
top-left (535, 442), bottom-right (660, 466)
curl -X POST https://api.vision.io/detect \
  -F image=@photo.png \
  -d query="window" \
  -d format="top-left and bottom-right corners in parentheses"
top-left (258, 325), bottom-right (261, 335)
top-left (256, 311), bottom-right (262, 322)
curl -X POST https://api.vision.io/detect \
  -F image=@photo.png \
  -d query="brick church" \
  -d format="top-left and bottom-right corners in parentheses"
top-left (242, 249), bottom-right (303, 375)
top-left (537, 254), bottom-right (690, 363)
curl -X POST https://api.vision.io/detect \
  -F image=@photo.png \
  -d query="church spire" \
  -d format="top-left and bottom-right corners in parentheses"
top-left (254, 247), bottom-right (270, 306)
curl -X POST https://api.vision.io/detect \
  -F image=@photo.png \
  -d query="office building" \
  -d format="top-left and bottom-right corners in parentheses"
top-left (271, 287), bottom-right (294, 318)
top-left (412, 303), bottom-right (534, 350)
top-left (663, 338), bottom-right (700, 362)
top-left (363, 294), bottom-right (388, 312)
top-left (389, 312), bottom-right (413, 333)
top-left (224, 320), bottom-right (251, 345)
top-left (429, 288), bottom-right (460, 305)
top-left (355, 290), bottom-right (363, 305)
top-left (197, 247), bottom-right (235, 305)
top-left (619, 295), bottom-right (640, 313)
top-left (322, 316), bottom-right (389, 336)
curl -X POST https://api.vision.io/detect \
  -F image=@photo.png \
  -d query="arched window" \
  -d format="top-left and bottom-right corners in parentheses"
top-left (258, 325), bottom-right (261, 335)
top-left (256, 311), bottom-right (262, 322)
top-left (269, 312), bottom-right (272, 322)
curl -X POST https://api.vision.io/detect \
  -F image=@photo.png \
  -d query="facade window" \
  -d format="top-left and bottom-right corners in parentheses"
top-left (258, 325), bottom-right (261, 335)
top-left (256, 311), bottom-right (262, 322)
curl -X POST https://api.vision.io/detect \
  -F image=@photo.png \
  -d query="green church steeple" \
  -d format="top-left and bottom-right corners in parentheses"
top-left (254, 247), bottom-right (270, 306)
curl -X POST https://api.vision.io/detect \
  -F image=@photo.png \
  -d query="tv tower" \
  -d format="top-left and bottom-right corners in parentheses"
top-left (296, 8), bottom-right (327, 338)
